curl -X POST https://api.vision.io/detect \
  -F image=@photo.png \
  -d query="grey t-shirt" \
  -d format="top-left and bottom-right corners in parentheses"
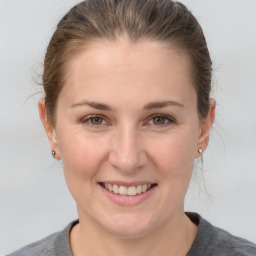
top-left (8, 213), bottom-right (256, 256)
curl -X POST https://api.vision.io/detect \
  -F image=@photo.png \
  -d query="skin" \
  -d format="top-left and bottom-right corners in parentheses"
top-left (39, 36), bottom-right (215, 256)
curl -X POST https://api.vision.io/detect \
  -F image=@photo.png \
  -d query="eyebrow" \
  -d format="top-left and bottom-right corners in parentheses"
top-left (71, 101), bottom-right (113, 111)
top-left (71, 100), bottom-right (184, 111)
top-left (143, 101), bottom-right (184, 111)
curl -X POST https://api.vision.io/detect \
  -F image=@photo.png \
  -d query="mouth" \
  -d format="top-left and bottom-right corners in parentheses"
top-left (99, 182), bottom-right (157, 196)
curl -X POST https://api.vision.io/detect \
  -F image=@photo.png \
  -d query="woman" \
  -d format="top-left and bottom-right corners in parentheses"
top-left (8, 0), bottom-right (256, 255)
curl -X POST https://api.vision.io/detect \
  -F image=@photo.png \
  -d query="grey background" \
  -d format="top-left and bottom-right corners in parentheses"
top-left (0, 0), bottom-right (256, 254)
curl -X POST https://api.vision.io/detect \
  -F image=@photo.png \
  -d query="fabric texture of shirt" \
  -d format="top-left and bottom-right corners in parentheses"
top-left (8, 212), bottom-right (256, 256)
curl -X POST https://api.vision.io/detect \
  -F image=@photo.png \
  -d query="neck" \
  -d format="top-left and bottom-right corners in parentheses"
top-left (70, 210), bottom-right (198, 256)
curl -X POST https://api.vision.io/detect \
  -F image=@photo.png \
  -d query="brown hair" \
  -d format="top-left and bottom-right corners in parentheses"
top-left (43, 0), bottom-right (212, 125)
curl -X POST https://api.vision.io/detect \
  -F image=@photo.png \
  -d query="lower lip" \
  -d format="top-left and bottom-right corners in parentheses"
top-left (99, 184), bottom-right (157, 206)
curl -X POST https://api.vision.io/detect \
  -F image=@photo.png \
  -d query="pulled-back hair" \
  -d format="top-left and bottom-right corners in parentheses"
top-left (43, 0), bottom-right (212, 124)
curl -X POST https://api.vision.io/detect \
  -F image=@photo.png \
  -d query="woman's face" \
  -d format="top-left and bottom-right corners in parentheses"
top-left (40, 37), bottom-right (214, 237)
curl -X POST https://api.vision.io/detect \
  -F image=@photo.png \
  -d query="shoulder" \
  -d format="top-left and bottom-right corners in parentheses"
top-left (213, 226), bottom-right (256, 256)
top-left (7, 220), bottom-right (78, 256)
top-left (7, 232), bottom-right (59, 256)
top-left (187, 212), bottom-right (256, 256)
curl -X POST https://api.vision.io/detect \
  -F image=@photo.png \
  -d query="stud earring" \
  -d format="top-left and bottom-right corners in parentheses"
top-left (52, 150), bottom-right (56, 158)
top-left (198, 148), bottom-right (203, 156)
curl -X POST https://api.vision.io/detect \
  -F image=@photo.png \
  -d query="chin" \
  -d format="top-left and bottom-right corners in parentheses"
top-left (99, 212), bottom-right (156, 238)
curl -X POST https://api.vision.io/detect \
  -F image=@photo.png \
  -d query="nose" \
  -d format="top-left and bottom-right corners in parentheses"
top-left (108, 126), bottom-right (147, 173)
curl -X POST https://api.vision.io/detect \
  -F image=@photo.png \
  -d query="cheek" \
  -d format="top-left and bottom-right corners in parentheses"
top-left (58, 129), bottom-right (107, 181)
top-left (148, 129), bottom-right (198, 180)
top-left (57, 130), bottom-right (110, 209)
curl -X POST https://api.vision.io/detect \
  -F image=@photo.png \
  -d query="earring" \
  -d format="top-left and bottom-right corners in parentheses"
top-left (52, 150), bottom-right (56, 158)
top-left (198, 148), bottom-right (203, 156)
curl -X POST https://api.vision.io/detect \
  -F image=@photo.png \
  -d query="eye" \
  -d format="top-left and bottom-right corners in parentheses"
top-left (152, 116), bottom-right (167, 125)
top-left (147, 114), bottom-right (175, 126)
top-left (80, 115), bottom-right (108, 127)
top-left (90, 116), bottom-right (104, 125)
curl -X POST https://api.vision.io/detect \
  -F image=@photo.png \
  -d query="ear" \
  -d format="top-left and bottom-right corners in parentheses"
top-left (38, 98), bottom-right (61, 160)
top-left (195, 99), bottom-right (216, 158)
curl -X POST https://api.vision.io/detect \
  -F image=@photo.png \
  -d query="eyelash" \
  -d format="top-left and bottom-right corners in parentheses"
top-left (80, 114), bottom-right (175, 128)
top-left (146, 113), bottom-right (175, 127)
top-left (80, 114), bottom-right (108, 127)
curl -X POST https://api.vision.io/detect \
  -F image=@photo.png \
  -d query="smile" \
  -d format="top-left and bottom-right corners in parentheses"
top-left (99, 182), bottom-right (158, 195)
top-left (99, 182), bottom-right (157, 206)
top-left (101, 183), bottom-right (153, 196)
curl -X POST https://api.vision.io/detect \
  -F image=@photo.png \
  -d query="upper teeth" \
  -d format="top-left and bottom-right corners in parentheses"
top-left (104, 183), bottom-right (152, 196)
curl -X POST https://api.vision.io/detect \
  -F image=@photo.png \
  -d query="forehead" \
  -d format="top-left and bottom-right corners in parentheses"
top-left (67, 37), bottom-right (192, 77)
top-left (60, 38), bottom-right (196, 108)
